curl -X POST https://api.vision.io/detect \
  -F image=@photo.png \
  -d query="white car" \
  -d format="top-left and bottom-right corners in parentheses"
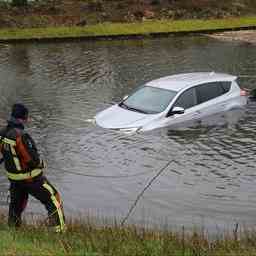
top-left (95, 72), bottom-right (248, 132)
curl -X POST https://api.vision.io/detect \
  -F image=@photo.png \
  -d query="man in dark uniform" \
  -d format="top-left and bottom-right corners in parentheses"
top-left (0, 103), bottom-right (65, 232)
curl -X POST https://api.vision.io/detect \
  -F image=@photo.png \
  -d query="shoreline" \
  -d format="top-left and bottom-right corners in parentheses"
top-left (207, 29), bottom-right (256, 44)
top-left (0, 16), bottom-right (255, 43)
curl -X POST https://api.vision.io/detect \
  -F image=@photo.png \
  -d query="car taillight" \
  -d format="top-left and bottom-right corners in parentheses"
top-left (240, 88), bottom-right (249, 96)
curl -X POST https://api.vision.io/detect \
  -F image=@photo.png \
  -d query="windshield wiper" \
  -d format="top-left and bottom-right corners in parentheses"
top-left (128, 106), bottom-right (148, 114)
top-left (119, 101), bottom-right (128, 109)
top-left (119, 102), bottom-right (148, 114)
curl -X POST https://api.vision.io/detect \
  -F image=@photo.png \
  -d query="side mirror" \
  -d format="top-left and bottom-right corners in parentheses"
top-left (166, 106), bottom-right (185, 117)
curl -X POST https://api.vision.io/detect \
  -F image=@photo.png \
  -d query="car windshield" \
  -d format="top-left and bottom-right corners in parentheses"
top-left (121, 86), bottom-right (177, 114)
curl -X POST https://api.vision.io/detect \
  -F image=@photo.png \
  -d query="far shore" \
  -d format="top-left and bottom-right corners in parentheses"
top-left (0, 16), bottom-right (255, 43)
top-left (207, 29), bottom-right (256, 44)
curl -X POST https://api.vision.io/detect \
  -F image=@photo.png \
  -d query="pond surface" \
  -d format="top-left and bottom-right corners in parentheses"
top-left (0, 36), bottom-right (256, 233)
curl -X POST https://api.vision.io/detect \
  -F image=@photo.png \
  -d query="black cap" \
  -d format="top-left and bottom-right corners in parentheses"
top-left (11, 103), bottom-right (29, 120)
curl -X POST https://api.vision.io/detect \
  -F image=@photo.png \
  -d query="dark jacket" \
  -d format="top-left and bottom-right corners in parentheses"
top-left (0, 118), bottom-right (42, 180)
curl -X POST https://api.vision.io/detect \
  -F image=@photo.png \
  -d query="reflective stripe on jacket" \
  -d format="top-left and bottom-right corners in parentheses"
top-left (6, 168), bottom-right (42, 181)
top-left (0, 126), bottom-right (42, 181)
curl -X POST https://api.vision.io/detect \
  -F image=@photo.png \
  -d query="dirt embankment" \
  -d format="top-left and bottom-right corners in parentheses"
top-left (0, 0), bottom-right (256, 29)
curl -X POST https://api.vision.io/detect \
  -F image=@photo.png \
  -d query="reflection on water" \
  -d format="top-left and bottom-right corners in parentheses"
top-left (0, 36), bottom-right (256, 232)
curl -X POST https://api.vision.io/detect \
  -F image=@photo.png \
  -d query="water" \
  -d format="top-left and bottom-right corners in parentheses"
top-left (0, 35), bottom-right (256, 233)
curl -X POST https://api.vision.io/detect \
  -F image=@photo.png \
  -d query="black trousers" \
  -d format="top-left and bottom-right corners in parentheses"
top-left (8, 175), bottom-right (65, 232)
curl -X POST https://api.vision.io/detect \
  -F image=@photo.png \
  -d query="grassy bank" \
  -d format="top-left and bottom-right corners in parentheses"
top-left (1, 217), bottom-right (256, 256)
top-left (0, 16), bottom-right (255, 41)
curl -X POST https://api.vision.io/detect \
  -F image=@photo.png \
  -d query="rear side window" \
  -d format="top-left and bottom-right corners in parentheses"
top-left (174, 88), bottom-right (196, 109)
top-left (221, 82), bottom-right (231, 93)
top-left (196, 82), bottom-right (230, 104)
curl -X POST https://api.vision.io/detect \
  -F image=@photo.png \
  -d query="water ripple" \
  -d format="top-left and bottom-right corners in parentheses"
top-left (0, 37), bottom-right (256, 232)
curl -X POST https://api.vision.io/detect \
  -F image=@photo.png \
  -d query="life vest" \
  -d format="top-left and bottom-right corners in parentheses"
top-left (0, 127), bottom-right (43, 181)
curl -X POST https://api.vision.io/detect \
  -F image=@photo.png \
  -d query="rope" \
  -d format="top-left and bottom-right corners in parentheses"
top-left (50, 166), bottom-right (157, 179)
top-left (120, 159), bottom-right (173, 226)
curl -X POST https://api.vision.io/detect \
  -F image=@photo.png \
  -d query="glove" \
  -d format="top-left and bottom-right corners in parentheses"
top-left (39, 160), bottom-right (46, 169)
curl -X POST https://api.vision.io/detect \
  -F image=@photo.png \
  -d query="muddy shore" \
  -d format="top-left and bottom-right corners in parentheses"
top-left (209, 29), bottom-right (256, 44)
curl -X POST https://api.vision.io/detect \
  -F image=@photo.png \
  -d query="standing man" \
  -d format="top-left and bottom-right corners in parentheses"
top-left (0, 103), bottom-right (65, 233)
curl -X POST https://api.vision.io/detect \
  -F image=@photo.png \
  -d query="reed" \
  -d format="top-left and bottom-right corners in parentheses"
top-left (1, 215), bottom-right (256, 255)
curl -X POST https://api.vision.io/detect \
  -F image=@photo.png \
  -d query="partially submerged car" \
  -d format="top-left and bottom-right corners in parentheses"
top-left (95, 72), bottom-right (248, 132)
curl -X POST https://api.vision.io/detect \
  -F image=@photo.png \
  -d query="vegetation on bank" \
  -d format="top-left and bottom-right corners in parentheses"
top-left (0, 216), bottom-right (256, 256)
top-left (0, 0), bottom-right (255, 40)
top-left (1, 0), bottom-right (256, 28)
top-left (0, 16), bottom-right (255, 41)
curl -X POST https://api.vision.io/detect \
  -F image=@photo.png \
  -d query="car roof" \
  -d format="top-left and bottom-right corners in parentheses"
top-left (145, 72), bottom-right (237, 92)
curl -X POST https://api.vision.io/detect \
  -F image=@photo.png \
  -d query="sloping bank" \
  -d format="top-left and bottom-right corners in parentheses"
top-left (0, 16), bottom-right (255, 42)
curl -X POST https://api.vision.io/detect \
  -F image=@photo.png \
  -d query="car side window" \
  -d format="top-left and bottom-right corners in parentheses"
top-left (221, 82), bottom-right (231, 93)
top-left (196, 82), bottom-right (230, 104)
top-left (174, 88), bottom-right (196, 109)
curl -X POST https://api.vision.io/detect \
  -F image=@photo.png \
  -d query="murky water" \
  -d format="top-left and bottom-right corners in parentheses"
top-left (0, 36), bottom-right (256, 233)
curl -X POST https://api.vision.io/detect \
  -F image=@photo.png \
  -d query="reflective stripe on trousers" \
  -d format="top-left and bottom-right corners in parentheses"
top-left (43, 183), bottom-right (65, 233)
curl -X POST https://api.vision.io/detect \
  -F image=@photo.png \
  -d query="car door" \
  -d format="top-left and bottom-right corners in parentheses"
top-left (163, 86), bottom-right (203, 127)
top-left (195, 81), bottom-right (231, 119)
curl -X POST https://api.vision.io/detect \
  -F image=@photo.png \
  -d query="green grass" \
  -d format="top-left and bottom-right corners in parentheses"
top-left (1, 217), bottom-right (256, 256)
top-left (0, 16), bottom-right (255, 41)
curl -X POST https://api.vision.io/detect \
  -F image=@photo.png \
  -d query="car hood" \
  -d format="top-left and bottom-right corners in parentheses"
top-left (95, 105), bottom-right (151, 129)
